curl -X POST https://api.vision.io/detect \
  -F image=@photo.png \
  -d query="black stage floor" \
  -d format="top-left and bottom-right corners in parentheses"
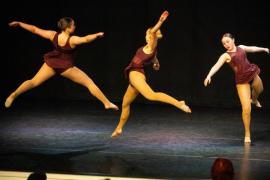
top-left (0, 100), bottom-right (269, 179)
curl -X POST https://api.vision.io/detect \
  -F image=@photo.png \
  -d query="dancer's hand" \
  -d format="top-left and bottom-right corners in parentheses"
top-left (96, 32), bottom-right (104, 38)
top-left (153, 62), bottom-right (160, 71)
top-left (9, 21), bottom-right (20, 27)
top-left (265, 48), bottom-right (269, 54)
top-left (159, 11), bottom-right (169, 22)
top-left (204, 76), bottom-right (211, 87)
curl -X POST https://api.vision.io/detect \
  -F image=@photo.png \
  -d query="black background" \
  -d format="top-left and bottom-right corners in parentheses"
top-left (2, 0), bottom-right (270, 108)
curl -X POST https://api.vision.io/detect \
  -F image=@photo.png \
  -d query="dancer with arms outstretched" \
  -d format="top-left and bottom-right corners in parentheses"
top-left (6, 17), bottom-right (118, 110)
top-left (204, 33), bottom-right (269, 143)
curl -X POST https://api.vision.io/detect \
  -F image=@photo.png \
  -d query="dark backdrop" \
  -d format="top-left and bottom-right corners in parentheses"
top-left (2, 0), bottom-right (270, 108)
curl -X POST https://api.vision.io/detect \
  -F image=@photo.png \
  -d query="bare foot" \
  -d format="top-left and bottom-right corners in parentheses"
top-left (244, 137), bottom-right (251, 144)
top-left (251, 99), bottom-right (262, 108)
top-left (105, 102), bottom-right (119, 111)
top-left (5, 93), bottom-right (16, 108)
top-left (111, 128), bottom-right (122, 138)
top-left (178, 101), bottom-right (192, 113)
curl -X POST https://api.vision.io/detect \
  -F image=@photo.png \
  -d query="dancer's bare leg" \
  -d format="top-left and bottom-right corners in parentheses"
top-left (236, 83), bottom-right (252, 143)
top-left (111, 85), bottom-right (138, 138)
top-left (5, 63), bottom-right (56, 108)
top-left (129, 71), bottom-right (191, 113)
top-left (251, 75), bottom-right (263, 108)
top-left (61, 66), bottom-right (118, 110)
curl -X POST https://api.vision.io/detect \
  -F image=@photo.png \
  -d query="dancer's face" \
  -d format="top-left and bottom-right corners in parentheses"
top-left (221, 37), bottom-right (235, 51)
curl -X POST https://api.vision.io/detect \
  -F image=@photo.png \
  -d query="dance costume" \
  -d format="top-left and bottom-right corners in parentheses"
top-left (124, 46), bottom-right (157, 79)
top-left (227, 46), bottom-right (260, 84)
top-left (44, 33), bottom-right (75, 73)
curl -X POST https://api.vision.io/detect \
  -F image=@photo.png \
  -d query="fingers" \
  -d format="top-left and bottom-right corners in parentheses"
top-left (160, 10), bottom-right (169, 22)
top-left (153, 63), bottom-right (160, 70)
top-left (8, 22), bottom-right (15, 26)
top-left (204, 79), bottom-right (209, 87)
top-left (9, 21), bottom-right (19, 27)
top-left (162, 10), bottom-right (169, 18)
top-left (95, 32), bottom-right (104, 38)
top-left (98, 32), bottom-right (104, 37)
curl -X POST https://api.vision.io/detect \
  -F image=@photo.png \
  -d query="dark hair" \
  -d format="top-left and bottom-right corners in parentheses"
top-left (57, 17), bottom-right (74, 31)
top-left (27, 171), bottom-right (47, 180)
top-left (211, 158), bottom-right (234, 180)
top-left (222, 33), bottom-right (234, 40)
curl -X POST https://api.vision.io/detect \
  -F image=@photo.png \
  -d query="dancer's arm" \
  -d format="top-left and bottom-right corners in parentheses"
top-left (239, 45), bottom-right (269, 53)
top-left (150, 11), bottom-right (169, 34)
top-left (147, 11), bottom-right (169, 52)
top-left (70, 32), bottom-right (104, 47)
top-left (9, 21), bottom-right (56, 41)
top-left (204, 53), bottom-right (230, 87)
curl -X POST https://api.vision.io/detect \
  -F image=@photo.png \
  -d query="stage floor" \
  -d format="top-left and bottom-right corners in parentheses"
top-left (0, 100), bottom-right (270, 179)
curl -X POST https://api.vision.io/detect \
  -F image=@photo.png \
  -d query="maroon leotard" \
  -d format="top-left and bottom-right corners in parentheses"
top-left (227, 46), bottom-right (260, 84)
top-left (44, 33), bottom-right (75, 73)
top-left (124, 46), bottom-right (157, 79)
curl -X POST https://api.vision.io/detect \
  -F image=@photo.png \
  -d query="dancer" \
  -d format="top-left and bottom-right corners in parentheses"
top-left (204, 33), bottom-right (269, 143)
top-left (111, 11), bottom-right (191, 138)
top-left (5, 17), bottom-right (118, 110)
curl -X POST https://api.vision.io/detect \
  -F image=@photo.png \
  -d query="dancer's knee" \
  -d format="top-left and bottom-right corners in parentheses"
top-left (252, 82), bottom-right (264, 94)
top-left (122, 102), bottom-right (129, 109)
top-left (253, 86), bottom-right (263, 94)
top-left (122, 92), bottom-right (136, 108)
top-left (142, 92), bottom-right (157, 101)
top-left (242, 105), bottom-right (251, 115)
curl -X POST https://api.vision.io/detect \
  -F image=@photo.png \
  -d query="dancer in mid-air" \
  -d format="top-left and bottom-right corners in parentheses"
top-left (111, 11), bottom-right (191, 138)
top-left (204, 33), bottom-right (269, 143)
top-left (5, 17), bottom-right (118, 110)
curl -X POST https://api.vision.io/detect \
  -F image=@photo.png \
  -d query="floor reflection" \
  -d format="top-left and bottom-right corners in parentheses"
top-left (240, 143), bottom-right (250, 180)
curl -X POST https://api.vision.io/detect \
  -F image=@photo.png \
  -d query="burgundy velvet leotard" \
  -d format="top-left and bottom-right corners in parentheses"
top-left (124, 46), bottom-right (156, 79)
top-left (227, 46), bottom-right (260, 84)
top-left (44, 33), bottom-right (75, 73)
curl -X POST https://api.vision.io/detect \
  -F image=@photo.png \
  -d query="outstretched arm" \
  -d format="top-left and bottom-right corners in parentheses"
top-left (239, 45), bottom-right (269, 53)
top-left (146, 11), bottom-right (169, 52)
top-left (204, 53), bottom-right (230, 87)
top-left (9, 21), bottom-right (56, 41)
top-left (69, 32), bottom-right (104, 47)
top-left (150, 11), bottom-right (169, 34)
